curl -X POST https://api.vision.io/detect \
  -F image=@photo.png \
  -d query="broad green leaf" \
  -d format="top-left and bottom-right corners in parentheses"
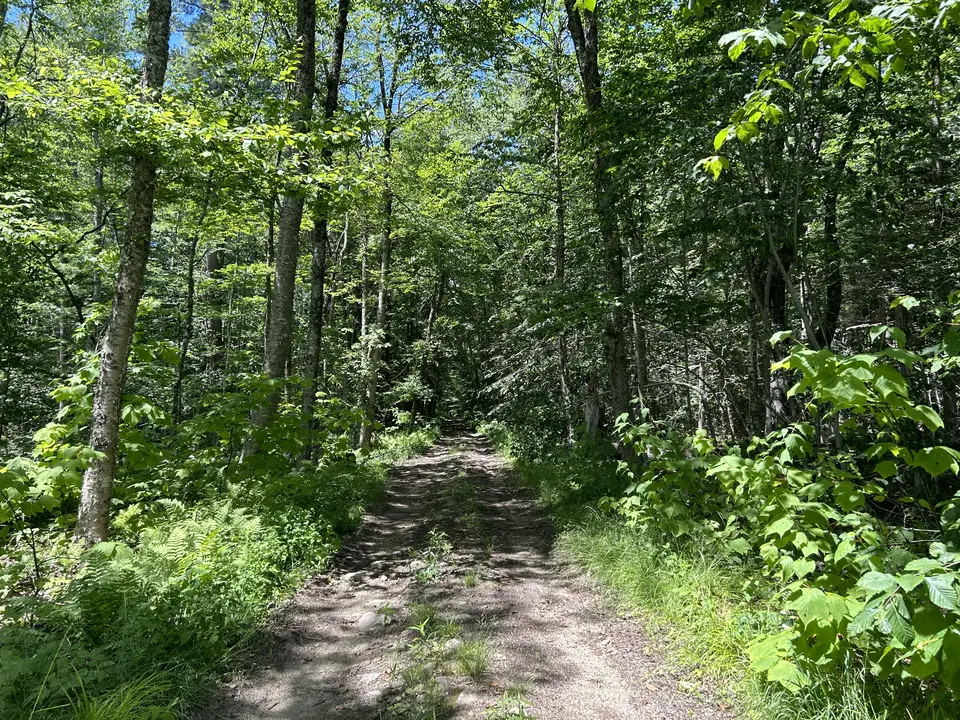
top-left (858, 571), bottom-right (897, 595)
top-left (787, 588), bottom-right (831, 625)
top-left (767, 659), bottom-right (809, 692)
top-left (834, 536), bottom-right (856, 562)
top-left (912, 447), bottom-right (959, 477)
top-left (896, 574), bottom-right (924, 592)
top-left (829, 0), bottom-right (851, 19)
top-left (714, 126), bottom-right (731, 151)
top-left (904, 558), bottom-right (943, 573)
top-left (848, 606), bottom-right (880, 635)
top-left (849, 68), bottom-right (867, 89)
top-left (885, 594), bottom-right (915, 646)
top-left (891, 295), bottom-right (920, 310)
top-left (765, 515), bottom-right (794, 538)
top-left (926, 575), bottom-right (959, 610)
top-left (874, 460), bottom-right (897, 479)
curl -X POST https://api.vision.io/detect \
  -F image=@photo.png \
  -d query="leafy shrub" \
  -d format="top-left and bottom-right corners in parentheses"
top-left (606, 308), bottom-right (960, 699)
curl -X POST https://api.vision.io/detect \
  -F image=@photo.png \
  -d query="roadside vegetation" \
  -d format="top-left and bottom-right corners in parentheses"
top-left (482, 298), bottom-right (960, 720)
top-left (1, 420), bottom-right (435, 719)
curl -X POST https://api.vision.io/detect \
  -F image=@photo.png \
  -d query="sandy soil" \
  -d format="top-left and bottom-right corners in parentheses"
top-left (198, 435), bottom-right (733, 720)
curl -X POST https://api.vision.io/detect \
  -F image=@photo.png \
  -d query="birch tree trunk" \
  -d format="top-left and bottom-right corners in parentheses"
top-left (257, 0), bottom-right (316, 427)
top-left (74, 0), bottom-right (172, 545)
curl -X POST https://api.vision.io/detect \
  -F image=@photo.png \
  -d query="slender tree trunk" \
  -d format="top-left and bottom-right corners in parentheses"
top-left (303, 0), bottom-right (350, 450)
top-left (205, 247), bottom-right (224, 370)
top-left (817, 112), bottom-right (859, 349)
top-left (173, 236), bottom-right (199, 426)
top-left (0, 366), bottom-right (9, 454)
top-left (74, 0), bottom-right (172, 546)
top-left (90, 139), bottom-right (106, 335)
top-left (929, 51), bottom-right (944, 224)
top-left (360, 130), bottom-right (394, 451)
top-left (257, 0), bottom-right (316, 429)
top-left (360, 52), bottom-right (398, 451)
top-left (624, 194), bottom-right (649, 408)
top-left (552, 90), bottom-right (574, 443)
top-left (563, 1), bottom-right (631, 427)
top-left (173, 186), bottom-right (212, 425)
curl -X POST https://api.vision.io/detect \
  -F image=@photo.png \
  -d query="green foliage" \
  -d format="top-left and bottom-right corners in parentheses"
top-left (0, 420), bottom-right (434, 718)
top-left (454, 638), bottom-right (490, 680)
top-left (604, 320), bottom-right (960, 703)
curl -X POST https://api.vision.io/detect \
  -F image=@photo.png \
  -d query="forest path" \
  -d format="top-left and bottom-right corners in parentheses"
top-left (200, 435), bottom-right (730, 720)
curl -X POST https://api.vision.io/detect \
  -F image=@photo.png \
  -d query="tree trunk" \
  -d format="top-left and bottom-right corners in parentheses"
top-left (257, 0), bottom-right (316, 427)
top-left (204, 247), bottom-right (224, 370)
top-left (817, 111), bottom-right (860, 349)
top-left (360, 132), bottom-right (394, 451)
top-left (359, 52), bottom-right (398, 451)
top-left (74, 0), bottom-right (172, 546)
top-left (173, 235), bottom-right (199, 426)
top-left (303, 0), bottom-right (350, 451)
top-left (552, 88), bottom-right (574, 444)
top-left (563, 1), bottom-right (631, 427)
top-left (172, 189), bottom-right (212, 425)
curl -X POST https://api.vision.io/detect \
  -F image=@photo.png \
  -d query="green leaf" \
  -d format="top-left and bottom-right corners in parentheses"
top-left (912, 447), bottom-right (959, 477)
top-left (575, 0), bottom-right (597, 11)
top-left (885, 594), bottom-right (915, 646)
top-left (834, 480), bottom-right (864, 512)
top-left (714, 126), bottom-right (731, 151)
top-left (792, 558), bottom-right (816, 579)
top-left (891, 295), bottom-right (920, 310)
top-left (765, 515), bottom-right (794, 538)
top-left (858, 571), bottom-right (898, 595)
top-left (848, 605), bottom-right (880, 635)
top-left (875, 460), bottom-right (898, 479)
top-left (926, 575), bottom-right (959, 610)
top-left (835, 536), bottom-right (856, 562)
top-left (828, 0), bottom-right (851, 19)
top-left (849, 68), bottom-right (868, 89)
top-left (787, 588), bottom-right (831, 625)
top-left (770, 330), bottom-right (794, 346)
top-left (767, 659), bottom-right (809, 692)
top-left (896, 574), bottom-right (924, 592)
top-left (904, 558), bottom-right (942, 573)
top-left (727, 537), bottom-right (752, 555)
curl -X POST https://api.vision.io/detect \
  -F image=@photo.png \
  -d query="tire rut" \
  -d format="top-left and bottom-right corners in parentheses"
top-left (199, 435), bottom-right (732, 720)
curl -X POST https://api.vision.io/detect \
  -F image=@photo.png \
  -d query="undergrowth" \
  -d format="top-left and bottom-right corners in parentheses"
top-left (481, 422), bottom-right (954, 720)
top-left (0, 426), bottom-right (437, 719)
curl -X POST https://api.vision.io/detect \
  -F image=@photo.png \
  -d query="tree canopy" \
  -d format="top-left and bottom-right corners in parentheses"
top-left (3, 0), bottom-right (960, 717)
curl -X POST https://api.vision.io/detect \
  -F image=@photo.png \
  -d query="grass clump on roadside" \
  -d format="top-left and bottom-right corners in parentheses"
top-left (485, 688), bottom-right (535, 719)
top-left (558, 515), bottom-right (953, 720)
top-left (455, 638), bottom-right (489, 680)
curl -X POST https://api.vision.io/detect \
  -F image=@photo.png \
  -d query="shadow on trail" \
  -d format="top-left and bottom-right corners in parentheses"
top-left (201, 434), bottom-right (729, 720)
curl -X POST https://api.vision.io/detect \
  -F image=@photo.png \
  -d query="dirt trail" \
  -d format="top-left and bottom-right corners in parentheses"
top-left (200, 435), bottom-right (731, 720)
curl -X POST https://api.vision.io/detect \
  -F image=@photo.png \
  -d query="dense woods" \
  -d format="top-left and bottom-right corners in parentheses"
top-left (3, 0), bottom-right (960, 717)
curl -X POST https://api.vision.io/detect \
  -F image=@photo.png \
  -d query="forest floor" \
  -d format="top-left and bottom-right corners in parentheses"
top-left (198, 435), bottom-right (732, 720)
